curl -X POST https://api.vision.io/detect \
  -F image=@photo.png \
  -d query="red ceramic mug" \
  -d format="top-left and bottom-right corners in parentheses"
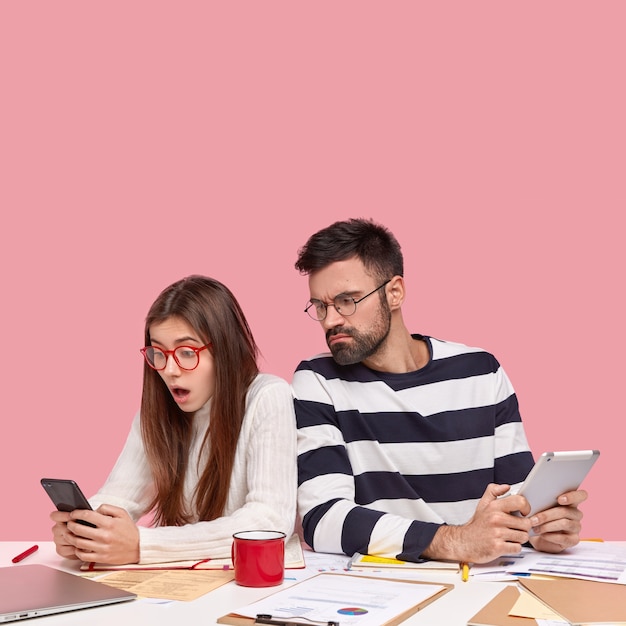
top-left (231, 530), bottom-right (286, 587)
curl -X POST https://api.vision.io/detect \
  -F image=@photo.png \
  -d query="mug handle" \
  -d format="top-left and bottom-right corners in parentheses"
top-left (231, 541), bottom-right (236, 567)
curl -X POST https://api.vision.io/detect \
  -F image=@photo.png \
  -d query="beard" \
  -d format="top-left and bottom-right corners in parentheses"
top-left (326, 299), bottom-right (392, 366)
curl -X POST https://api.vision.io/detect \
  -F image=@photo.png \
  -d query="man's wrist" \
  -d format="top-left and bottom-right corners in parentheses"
top-left (421, 524), bottom-right (461, 561)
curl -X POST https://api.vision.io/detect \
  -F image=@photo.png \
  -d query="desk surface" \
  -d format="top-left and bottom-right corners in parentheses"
top-left (2, 541), bottom-right (617, 626)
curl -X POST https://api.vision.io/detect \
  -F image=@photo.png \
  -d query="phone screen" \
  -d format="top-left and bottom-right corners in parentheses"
top-left (41, 478), bottom-right (96, 527)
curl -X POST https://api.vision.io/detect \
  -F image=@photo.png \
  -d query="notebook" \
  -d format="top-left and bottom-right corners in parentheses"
top-left (81, 532), bottom-right (306, 571)
top-left (0, 564), bottom-right (136, 622)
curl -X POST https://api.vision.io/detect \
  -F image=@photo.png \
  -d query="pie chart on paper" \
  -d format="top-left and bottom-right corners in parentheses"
top-left (337, 607), bottom-right (369, 615)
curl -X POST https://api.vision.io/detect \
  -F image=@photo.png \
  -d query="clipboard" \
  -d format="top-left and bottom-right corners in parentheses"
top-left (217, 573), bottom-right (453, 626)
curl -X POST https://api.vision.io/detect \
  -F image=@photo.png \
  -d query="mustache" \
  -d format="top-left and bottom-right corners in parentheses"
top-left (326, 327), bottom-right (355, 342)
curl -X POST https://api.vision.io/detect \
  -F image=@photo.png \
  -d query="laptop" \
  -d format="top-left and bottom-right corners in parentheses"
top-left (0, 564), bottom-right (136, 622)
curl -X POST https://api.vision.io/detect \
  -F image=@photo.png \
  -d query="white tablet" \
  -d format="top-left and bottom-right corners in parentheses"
top-left (514, 450), bottom-right (600, 517)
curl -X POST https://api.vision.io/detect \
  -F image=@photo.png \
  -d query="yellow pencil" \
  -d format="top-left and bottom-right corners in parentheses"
top-left (461, 562), bottom-right (470, 582)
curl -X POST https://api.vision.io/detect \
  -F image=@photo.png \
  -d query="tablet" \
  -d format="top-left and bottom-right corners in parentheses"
top-left (514, 450), bottom-right (600, 517)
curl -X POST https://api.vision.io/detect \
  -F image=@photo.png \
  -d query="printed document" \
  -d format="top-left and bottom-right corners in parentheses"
top-left (230, 573), bottom-right (445, 626)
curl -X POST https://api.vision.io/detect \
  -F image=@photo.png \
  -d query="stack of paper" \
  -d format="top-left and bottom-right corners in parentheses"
top-left (467, 586), bottom-right (533, 626)
top-left (518, 577), bottom-right (626, 624)
top-left (468, 578), bottom-right (626, 625)
top-left (469, 540), bottom-right (626, 584)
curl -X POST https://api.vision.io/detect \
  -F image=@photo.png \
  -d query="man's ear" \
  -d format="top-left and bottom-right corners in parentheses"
top-left (387, 275), bottom-right (405, 310)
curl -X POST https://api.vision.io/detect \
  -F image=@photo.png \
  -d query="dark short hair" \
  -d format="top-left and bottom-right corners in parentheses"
top-left (295, 218), bottom-right (404, 281)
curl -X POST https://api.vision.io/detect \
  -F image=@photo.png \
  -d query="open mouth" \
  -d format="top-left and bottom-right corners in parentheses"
top-left (171, 387), bottom-right (190, 402)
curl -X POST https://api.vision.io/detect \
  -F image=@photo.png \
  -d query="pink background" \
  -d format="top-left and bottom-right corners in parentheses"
top-left (1, 3), bottom-right (623, 541)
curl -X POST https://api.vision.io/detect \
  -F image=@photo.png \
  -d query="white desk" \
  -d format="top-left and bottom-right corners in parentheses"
top-left (0, 542), bottom-right (520, 625)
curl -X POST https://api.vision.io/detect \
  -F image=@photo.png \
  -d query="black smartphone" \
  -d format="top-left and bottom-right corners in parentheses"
top-left (40, 478), bottom-right (97, 527)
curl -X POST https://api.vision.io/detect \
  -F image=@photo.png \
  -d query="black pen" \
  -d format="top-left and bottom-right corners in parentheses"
top-left (255, 614), bottom-right (339, 626)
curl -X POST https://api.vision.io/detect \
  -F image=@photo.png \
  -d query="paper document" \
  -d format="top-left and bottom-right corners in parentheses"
top-left (509, 589), bottom-right (564, 621)
top-left (468, 547), bottom-right (534, 581)
top-left (220, 573), bottom-right (448, 626)
top-left (505, 541), bottom-right (626, 583)
top-left (466, 586), bottom-right (569, 626)
top-left (98, 569), bottom-right (234, 601)
top-left (519, 576), bottom-right (626, 624)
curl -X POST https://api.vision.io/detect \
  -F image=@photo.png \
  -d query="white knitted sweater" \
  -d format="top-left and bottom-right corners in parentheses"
top-left (90, 373), bottom-right (297, 564)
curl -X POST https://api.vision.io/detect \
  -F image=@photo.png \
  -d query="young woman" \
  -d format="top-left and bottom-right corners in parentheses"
top-left (50, 275), bottom-right (297, 565)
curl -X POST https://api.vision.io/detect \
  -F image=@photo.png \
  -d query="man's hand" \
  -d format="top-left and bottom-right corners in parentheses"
top-left (528, 489), bottom-right (587, 553)
top-left (422, 483), bottom-right (533, 563)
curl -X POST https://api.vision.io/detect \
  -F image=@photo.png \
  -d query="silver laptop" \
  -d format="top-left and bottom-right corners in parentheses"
top-left (0, 564), bottom-right (136, 622)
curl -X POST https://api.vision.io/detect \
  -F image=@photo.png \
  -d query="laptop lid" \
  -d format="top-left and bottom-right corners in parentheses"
top-left (0, 564), bottom-right (136, 622)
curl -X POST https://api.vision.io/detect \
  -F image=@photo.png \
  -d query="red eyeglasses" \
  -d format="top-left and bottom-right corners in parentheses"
top-left (140, 344), bottom-right (211, 371)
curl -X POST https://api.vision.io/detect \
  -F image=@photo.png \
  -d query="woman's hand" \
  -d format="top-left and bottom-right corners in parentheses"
top-left (51, 504), bottom-right (140, 565)
top-left (50, 510), bottom-right (80, 560)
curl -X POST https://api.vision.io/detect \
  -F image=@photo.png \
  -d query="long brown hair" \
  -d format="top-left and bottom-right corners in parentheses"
top-left (140, 275), bottom-right (259, 526)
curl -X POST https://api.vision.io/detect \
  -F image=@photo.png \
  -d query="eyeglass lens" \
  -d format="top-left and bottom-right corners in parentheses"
top-left (143, 346), bottom-right (201, 370)
top-left (306, 280), bottom-right (391, 321)
top-left (309, 294), bottom-right (357, 320)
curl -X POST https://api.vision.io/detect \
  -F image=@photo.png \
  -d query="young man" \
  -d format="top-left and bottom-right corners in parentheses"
top-left (292, 218), bottom-right (586, 564)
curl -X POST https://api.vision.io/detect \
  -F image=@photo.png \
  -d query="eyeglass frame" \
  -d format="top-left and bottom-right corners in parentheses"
top-left (304, 279), bottom-right (392, 321)
top-left (140, 343), bottom-right (212, 371)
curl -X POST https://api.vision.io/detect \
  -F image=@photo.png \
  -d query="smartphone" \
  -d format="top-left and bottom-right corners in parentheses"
top-left (41, 478), bottom-right (97, 527)
top-left (513, 450), bottom-right (600, 518)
